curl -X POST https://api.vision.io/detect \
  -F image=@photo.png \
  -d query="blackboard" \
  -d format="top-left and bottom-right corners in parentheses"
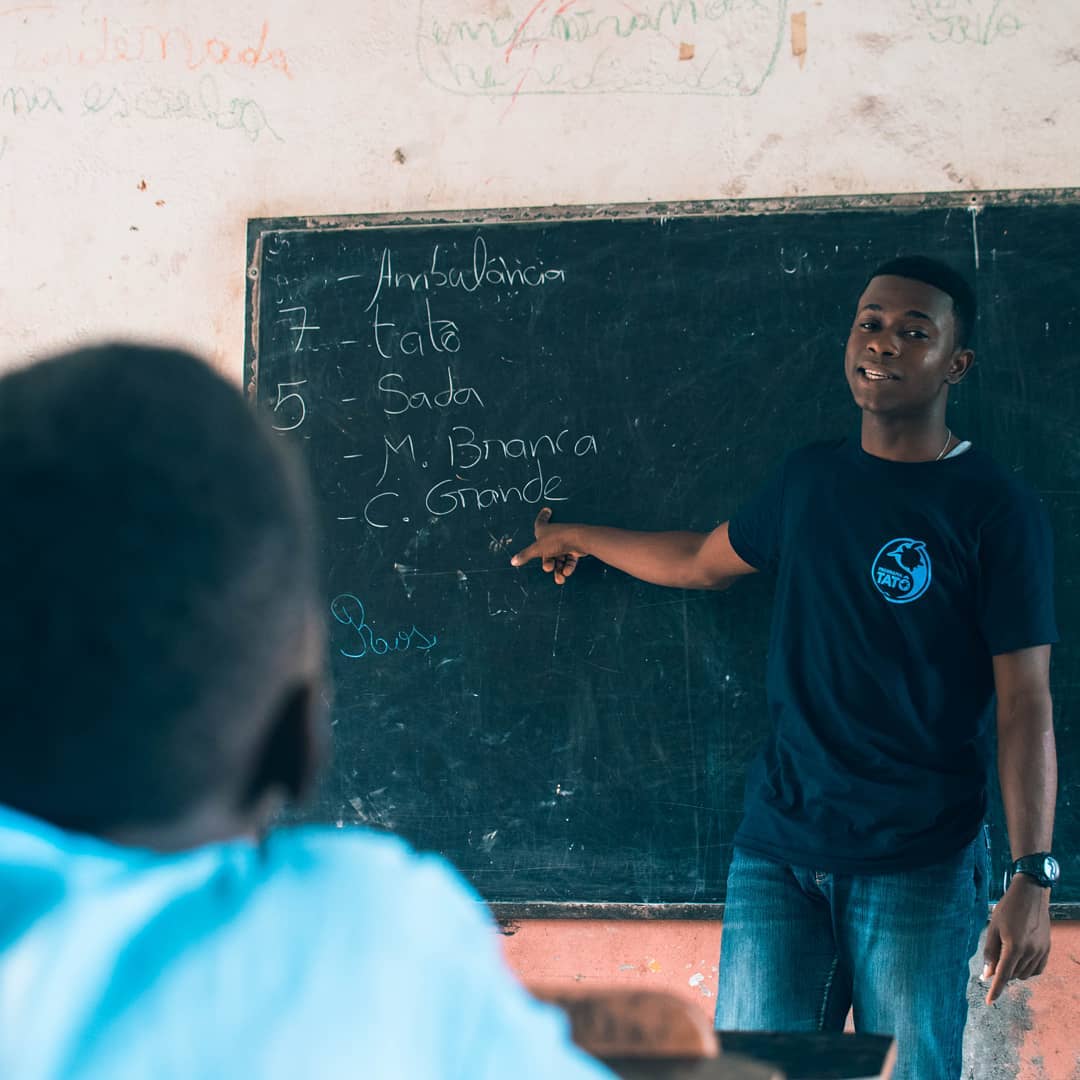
top-left (245, 192), bottom-right (1079, 915)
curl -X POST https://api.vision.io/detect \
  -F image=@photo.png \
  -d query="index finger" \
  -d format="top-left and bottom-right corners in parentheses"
top-left (510, 541), bottom-right (541, 567)
top-left (987, 943), bottom-right (1017, 1004)
top-left (511, 509), bottom-right (554, 565)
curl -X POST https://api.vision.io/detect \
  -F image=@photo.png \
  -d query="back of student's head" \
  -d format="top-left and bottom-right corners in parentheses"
top-left (0, 343), bottom-right (322, 835)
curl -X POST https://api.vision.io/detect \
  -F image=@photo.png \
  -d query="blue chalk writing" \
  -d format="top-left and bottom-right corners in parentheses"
top-left (330, 593), bottom-right (437, 659)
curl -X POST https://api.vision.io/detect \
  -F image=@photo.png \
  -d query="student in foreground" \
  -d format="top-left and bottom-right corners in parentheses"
top-left (512, 257), bottom-right (1059, 1080)
top-left (0, 344), bottom-right (612, 1080)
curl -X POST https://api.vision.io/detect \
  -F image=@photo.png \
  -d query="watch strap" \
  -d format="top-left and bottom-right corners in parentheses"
top-left (1008, 852), bottom-right (1059, 888)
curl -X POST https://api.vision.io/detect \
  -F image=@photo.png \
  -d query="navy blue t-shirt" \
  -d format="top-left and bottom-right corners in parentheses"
top-left (727, 439), bottom-right (1057, 873)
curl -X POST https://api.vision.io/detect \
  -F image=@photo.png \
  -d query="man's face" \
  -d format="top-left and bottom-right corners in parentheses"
top-left (844, 274), bottom-right (971, 417)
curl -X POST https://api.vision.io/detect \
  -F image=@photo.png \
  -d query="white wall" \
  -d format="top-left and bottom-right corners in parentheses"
top-left (1, 0), bottom-right (1077, 377)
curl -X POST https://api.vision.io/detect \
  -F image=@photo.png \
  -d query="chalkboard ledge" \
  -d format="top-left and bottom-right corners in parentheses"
top-left (490, 902), bottom-right (725, 923)
top-left (488, 902), bottom-right (1080, 922)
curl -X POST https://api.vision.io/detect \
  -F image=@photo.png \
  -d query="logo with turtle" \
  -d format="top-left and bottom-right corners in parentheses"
top-left (871, 538), bottom-right (932, 604)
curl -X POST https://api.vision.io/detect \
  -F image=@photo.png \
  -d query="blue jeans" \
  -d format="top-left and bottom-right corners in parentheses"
top-left (715, 828), bottom-right (989, 1080)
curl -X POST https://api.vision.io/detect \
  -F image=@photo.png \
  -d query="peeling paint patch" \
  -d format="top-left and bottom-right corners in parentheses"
top-left (790, 11), bottom-right (807, 68)
top-left (856, 31), bottom-right (893, 54)
top-left (943, 162), bottom-right (968, 186)
top-left (856, 94), bottom-right (884, 118)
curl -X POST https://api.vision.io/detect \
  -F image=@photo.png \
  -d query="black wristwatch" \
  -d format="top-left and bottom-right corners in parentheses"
top-left (1003, 852), bottom-right (1060, 890)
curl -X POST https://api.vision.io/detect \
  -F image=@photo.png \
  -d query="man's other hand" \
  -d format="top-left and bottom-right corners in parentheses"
top-left (981, 875), bottom-right (1051, 1005)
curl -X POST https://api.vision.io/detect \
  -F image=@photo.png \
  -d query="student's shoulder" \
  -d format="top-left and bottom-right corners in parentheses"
top-left (261, 825), bottom-right (485, 921)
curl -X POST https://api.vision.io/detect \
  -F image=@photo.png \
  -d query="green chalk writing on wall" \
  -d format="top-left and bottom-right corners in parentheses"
top-left (417, 0), bottom-right (790, 97)
top-left (1, 85), bottom-right (63, 117)
top-left (82, 75), bottom-right (283, 142)
top-left (909, 0), bottom-right (1023, 46)
top-left (0, 75), bottom-right (281, 145)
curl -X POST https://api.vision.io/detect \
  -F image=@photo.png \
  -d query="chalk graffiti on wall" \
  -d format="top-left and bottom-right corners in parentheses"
top-left (0, 10), bottom-right (287, 155)
top-left (0, 74), bottom-right (282, 143)
top-left (82, 75), bottom-right (283, 141)
top-left (416, 0), bottom-right (789, 97)
top-left (908, 0), bottom-right (1023, 45)
top-left (0, 84), bottom-right (62, 117)
top-left (8, 14), bottom-right (293, 78)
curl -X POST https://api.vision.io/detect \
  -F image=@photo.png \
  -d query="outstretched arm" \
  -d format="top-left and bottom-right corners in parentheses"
top-left (510, 508), bottom-right (758, 590)
top-left (982, 644), bottom-right (1056, 1005)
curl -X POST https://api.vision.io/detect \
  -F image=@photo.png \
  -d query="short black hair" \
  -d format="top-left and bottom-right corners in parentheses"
top-left (0, 344), bottom-right (318, 833)
top-left (867, 255), bottom-right (977, 348)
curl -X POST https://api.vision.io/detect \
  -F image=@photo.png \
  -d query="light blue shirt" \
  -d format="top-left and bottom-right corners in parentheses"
top-left (0, 805), bottom-right (612, 1079)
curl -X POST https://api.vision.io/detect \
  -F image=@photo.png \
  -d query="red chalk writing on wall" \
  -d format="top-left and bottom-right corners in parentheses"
top-left (11, 16), bottom-right (293, 79)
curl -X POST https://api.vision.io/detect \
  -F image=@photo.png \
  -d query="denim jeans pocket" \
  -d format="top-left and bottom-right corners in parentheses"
top-left (975, 824), bottom-right (991, 902)
top-left (970, 824), bottom-right (991, 954)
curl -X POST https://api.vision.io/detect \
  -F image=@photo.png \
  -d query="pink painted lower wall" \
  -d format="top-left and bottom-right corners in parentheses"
top-left (501, 920), bottom-right (1080, 1080)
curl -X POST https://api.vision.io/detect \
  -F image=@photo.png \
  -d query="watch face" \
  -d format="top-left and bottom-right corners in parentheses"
top-left (1043, 856), bottom-right (1060, 883)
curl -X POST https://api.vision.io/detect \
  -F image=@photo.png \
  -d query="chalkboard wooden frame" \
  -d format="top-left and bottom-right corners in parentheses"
top-left (246, 188), bottom-right (1079, 919)
top-left (487, 901), bottom-right (1080, 923)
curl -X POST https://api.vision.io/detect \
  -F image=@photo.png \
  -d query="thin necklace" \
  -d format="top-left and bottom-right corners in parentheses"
top-left (935, 428), bottom-right (953, 461)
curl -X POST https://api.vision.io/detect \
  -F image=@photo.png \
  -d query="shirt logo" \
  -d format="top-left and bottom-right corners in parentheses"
top-left (871, 538), bottom-right (932, 604)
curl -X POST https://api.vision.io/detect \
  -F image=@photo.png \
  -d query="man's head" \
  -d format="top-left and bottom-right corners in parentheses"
top-left (0, 344), bottom-right (327, 844)
top-left (845, 255), bottom-right (976, 417)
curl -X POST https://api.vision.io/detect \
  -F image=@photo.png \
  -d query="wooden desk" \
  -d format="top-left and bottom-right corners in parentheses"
top-left (532, 988), bottom-right (784, 1077)
top-left (605, 1053), bottom-right (783, 1080)
top-left (533, 986), bottom-right (891, 1079)
top-left (716, 1032), bottom-right (896, 1080)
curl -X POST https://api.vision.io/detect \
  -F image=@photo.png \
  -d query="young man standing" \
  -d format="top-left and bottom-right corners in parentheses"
top-left (511, 257), bottom-right (1059, 1080)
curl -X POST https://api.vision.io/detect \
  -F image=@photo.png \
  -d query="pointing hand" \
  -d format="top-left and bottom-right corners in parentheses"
top-left (510, 508), bottom-right (587, 585)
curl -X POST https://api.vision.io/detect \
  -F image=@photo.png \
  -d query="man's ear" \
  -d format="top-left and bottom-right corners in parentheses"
top-left (946, 347), bottom-right (975, 385)
top-left (243, 679), bottom-right (328, 812)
